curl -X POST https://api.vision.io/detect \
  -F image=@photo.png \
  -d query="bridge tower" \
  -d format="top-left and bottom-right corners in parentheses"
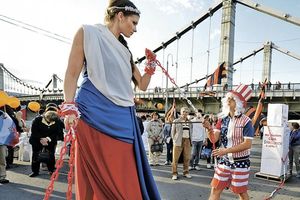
top-left (52, 74), bottom-right (58, 90)
top-left (219, 0), bottom-right (236, 87)
top-left (262, 41), bottom-right (272, 82)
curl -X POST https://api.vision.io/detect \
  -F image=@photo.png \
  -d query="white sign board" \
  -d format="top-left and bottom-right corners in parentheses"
top-left (267, 104), bottom-right (288, 127)
top-left (260, 126), bottom-right (290, 177)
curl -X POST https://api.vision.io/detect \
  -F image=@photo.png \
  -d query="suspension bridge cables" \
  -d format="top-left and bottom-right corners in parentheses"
top-left (251, 50), bottom-right (256, 83)
top-left (206, 9), bottom-right (212, 79)
top-left (190, 22), bottom-right (195, 83)
top-left (161, 42), bottom-right (166, 87)
top-left (134, 1), bottom-right (223, 64)
top-left (0, 14), bottom-right (71, 44)
top-left (175, 32), bottom-right (180, 83)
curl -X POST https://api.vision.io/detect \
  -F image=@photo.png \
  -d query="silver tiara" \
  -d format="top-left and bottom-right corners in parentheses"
top-left (109, 6), bottom-right (141, 15)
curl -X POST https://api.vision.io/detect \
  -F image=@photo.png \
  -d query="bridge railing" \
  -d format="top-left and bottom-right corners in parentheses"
top-left (134, 82), bottom-right (300, 99)
top-left (17, 82), bottom-right (300, 101)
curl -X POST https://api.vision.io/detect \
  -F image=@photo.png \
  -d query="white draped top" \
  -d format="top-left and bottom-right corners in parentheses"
top-left (82, 24), bottom-right (134, 107)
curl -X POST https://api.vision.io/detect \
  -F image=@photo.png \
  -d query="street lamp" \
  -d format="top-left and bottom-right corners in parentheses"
top-left (175, 61), bottom-right (178, 83)
top-left (165, 53), bottom-right (174, 114)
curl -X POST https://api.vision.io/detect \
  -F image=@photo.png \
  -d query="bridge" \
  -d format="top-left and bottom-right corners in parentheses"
top-left (1, 0), bottom-right (300, 118)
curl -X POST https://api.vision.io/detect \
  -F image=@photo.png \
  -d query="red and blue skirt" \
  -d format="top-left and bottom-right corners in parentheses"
top-left (75, 78), bottom-right (160, 200)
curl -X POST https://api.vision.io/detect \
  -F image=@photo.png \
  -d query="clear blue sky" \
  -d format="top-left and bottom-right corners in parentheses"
top-left (0, 0), bottom-right (299, 89)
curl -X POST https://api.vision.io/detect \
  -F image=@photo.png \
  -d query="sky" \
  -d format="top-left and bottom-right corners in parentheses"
top-left (0, 0), bottom-right (300, 90)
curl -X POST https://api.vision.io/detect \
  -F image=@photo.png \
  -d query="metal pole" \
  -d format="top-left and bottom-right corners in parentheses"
top-left (176, 38), bottom-right (179, 83)
top-left (165, 54), bottom-right (174, 114)
top-left (165, 60), bottom-right (169, 114)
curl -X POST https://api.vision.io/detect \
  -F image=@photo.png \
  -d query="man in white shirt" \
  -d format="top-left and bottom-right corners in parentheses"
top-left (189, 110), bottom-right (205, 170)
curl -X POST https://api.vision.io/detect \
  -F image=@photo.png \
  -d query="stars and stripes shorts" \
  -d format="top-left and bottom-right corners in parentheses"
top-left (211, 157), bottom-right (250, 194)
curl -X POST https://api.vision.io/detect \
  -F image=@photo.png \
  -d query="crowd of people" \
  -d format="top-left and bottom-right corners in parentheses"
top-left (0, 103), bottom-right (65, 183)
top-left (137, 84), bottom-right (300, 200)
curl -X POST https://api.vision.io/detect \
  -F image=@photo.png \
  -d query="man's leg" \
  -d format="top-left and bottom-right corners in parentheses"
top-left (293, 146), bottom-right (300, 176)
top-left (148, 138), bottom-right (155, 165)
top-left (172, 145), bottom-right (182, 175)
top-left (189, 141), bottom-right (197, 168)
top-left (208, 187), bottom-right (223, 200)
top-left (238, 192), bottom-right (249, 200)
top-left (230, 160), bottom-right (250, 196)
top-left (182, 138), bottom-right (191, 175)
top-left (166, 141), bottom-right (173, 163)
top-left (289, 148), bottom-right (294, 175)
top-left (0, 145), bottom-right (7, 180)
top-left (195, 141), bottom-right (203, 167)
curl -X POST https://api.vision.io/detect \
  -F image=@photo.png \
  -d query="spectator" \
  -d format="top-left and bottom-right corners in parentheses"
top-left (259, 117), bottom-right (267, 140)
top-left (171, 107), bottom-right (193, 180)
top-left (147, 112), bottom-right (163, 166)
top-left (29, 107), bottom-right (62, 177)
top-left (0, 110), bottom-right (19, 184)
top-left (142, 114), bottom-right (150, 152)
top-left (163, 115), bottom-right (174, 165)
top-left (2, 106), bottom-right (22, 168)
top-left (189, 110), bottom-right (205, 171)
top-left (267, 81), bottom-right (272, 90)
top-left (136, 115), bottom-right (144, 135)
top-left (251, 83), bottom-right (254, 90)
top-left (223, 83), bottom-right (228, 91)
top-left (289, 122), bottom-right (300, 178)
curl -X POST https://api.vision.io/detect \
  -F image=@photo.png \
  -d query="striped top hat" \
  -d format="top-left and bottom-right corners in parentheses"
top-left (230, 84), bottom-right (252, 107)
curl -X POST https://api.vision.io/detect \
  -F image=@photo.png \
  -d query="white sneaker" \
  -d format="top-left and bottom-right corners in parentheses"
top-left (172, 175), bottom-right (178, 180)
top-left (188, 166), bottom-right (194, 170)
top-left (207, 164), bottom-right (212, 169)
top-left (195, 166), bottom-right (201, 171)
top-left (164, 161), bottom-right (171, 165)
top-left (184, 174), bottom-right (192, 179)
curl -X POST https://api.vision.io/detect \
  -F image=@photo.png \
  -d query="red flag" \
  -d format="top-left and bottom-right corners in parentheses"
top-left (252, 79), bottom-right (267, 125)
top-left (245, 106), bottom-right (263, 135)
top-left (204, 62), bottom-right (226, 90)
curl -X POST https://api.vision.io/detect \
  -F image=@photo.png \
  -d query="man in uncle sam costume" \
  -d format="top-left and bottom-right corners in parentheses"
top-left (203, 84), bottom-right (255, 200)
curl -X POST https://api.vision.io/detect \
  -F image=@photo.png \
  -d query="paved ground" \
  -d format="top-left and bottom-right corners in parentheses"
top-left (1, 137), bottom-right (300, 200)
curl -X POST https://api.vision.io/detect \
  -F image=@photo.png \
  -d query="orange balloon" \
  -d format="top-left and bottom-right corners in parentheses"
top-left (7, 96), bottom-right (20, 109)
top-left (0, 98), bottom-right (6, 107)
top-left (157, 103), bottom-right (164, 110)
top-left (28, 101), bottom-right (40, 112)
top-left (0, 90), bottom-right (8, 99)
top-left (0, 91), bottom-right (9, 107)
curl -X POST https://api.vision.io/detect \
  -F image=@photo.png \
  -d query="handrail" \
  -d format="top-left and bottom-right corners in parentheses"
top-left (135, 82), bottom-right (300, 96)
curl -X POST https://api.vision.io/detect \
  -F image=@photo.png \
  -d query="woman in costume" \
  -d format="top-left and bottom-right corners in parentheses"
top-left (62, 0), bottom-right (160, 199)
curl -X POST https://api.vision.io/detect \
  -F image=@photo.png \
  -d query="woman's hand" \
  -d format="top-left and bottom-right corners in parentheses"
top-left (64, 114), bottom-right (78, 130)
top-left (40, 138), bottom-right (49, 146)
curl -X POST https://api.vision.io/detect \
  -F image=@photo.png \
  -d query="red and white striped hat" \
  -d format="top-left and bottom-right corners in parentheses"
top-left (230, 84), bottom-right (252, 106)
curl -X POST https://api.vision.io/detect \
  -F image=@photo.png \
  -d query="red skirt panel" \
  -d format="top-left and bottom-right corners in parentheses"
top-left (75, 120), bottom-right (143, 200)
